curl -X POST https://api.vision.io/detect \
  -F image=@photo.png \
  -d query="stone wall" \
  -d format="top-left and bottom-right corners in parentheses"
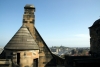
top-left (0, 59), bottom-right (12, 67)
top-left (89, 26), bottom-right (100, 55)
top-left (4, 50), bottom-right (39, 67)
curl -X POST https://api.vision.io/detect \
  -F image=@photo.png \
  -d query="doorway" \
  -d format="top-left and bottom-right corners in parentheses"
top-left (17, 53), bottom-right (20, 65)
top-left (33, 58), bottom-right (38, 67)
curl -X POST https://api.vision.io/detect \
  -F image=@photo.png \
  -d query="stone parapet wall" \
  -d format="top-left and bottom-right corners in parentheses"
top-left (0, 59), bottom-right (12, 67)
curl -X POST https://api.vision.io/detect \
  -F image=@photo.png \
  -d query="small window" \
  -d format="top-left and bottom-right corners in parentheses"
top-left (30, 21), bottom-right (33, 23)
top-left (24, 21), bottom-right (27, 23)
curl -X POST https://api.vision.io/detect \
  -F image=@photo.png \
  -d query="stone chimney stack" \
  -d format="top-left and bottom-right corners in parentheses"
top-left (23, 4), bottom-right (35, 38)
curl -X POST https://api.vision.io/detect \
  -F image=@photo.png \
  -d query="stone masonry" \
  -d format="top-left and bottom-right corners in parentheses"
top-left (89, 19), bottom-right (100, 56)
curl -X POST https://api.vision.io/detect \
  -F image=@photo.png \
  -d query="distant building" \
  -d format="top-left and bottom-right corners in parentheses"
top-left (0, 4), bottom-right (64, 67)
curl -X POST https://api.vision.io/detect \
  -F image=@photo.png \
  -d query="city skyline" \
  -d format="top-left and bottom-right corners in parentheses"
top-left (1, 0), bottom-right (100, 47)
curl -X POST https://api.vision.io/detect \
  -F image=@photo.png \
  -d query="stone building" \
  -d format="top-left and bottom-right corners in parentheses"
top-left (64, 19), bottom-right (100, 67)
top-left (89, 19), bottom-right (100, 57)
top-left (0, 4), bottom-right (64, 67)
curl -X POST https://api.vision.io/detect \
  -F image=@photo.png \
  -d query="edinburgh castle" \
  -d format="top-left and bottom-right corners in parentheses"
top-left (0, 4), bottom-right (100, 67)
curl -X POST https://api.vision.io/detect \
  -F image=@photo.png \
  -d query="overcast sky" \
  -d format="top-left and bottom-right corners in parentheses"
top-left (1, 0), bottom-right (100, 47)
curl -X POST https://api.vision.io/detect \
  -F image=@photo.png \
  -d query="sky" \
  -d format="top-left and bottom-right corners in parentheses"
top-left (0, 0), bottom-right (100, 47)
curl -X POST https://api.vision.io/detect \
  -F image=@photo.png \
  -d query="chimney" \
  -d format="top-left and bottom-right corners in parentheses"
top-left (23, 4), bottom-right (35, 38)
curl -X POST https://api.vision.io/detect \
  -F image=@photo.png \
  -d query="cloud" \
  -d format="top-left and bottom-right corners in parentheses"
top-left (74, 34), bottom-right (90, 38)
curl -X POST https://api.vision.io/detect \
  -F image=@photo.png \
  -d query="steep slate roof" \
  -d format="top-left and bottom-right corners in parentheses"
top-left (4, 24), bottom-right (39, 50)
